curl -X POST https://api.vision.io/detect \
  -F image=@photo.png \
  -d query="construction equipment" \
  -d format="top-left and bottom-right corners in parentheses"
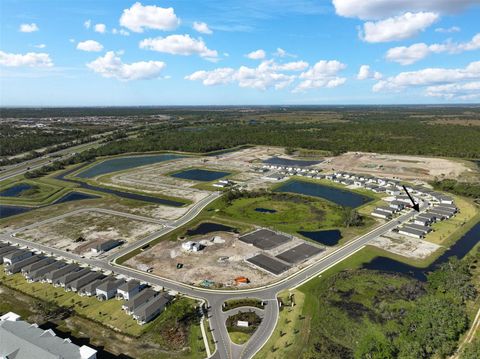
top-left (234, 276), bottom-right (250, 285)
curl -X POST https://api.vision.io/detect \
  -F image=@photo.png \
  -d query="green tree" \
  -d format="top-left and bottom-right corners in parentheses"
top-left (355, 330), bottom-right (395, 359)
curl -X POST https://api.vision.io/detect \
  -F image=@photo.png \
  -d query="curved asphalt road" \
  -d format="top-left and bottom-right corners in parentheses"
top-left (1, 189), bottom-right (427, 359)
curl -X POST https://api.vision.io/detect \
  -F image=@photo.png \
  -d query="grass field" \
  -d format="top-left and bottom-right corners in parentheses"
top-left (229, 331), bottom-right (252, 345)
top-left (254, 291), bottom-right (306, 359)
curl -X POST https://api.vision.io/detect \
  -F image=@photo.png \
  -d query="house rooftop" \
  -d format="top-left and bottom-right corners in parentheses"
top-left (0, 314), bottom-right (96, 359)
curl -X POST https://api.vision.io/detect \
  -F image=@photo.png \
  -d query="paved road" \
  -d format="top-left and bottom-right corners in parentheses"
top-left (0, 138), bottom-right (107, 181)
top-left (0, 195), bottom-right (428, 359)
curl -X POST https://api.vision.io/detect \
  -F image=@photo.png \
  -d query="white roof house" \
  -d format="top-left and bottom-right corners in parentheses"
top-left (0, 312), bottom-right (97, 359)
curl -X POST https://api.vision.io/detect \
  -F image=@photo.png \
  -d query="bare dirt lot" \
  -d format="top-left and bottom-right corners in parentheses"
top-left (319, 152), bottom-right (471, 180)
top-left (16, 211), bottom-right (162, 254)
top-left (97, 146), bottom-right (286, 196)
top-left (369, 233), bottom-right (441, 260)
top-left (127, 227), bottom-right (330, 288)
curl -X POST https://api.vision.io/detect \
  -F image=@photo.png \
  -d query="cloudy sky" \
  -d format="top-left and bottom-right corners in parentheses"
top-left (1, 0), bottom-right (479, 106)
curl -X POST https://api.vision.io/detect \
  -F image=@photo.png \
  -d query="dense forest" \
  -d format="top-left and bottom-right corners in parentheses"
top-left (92, 118), bottom-right (480, 158)
top-left (13, 106), bottom-right (480, 178)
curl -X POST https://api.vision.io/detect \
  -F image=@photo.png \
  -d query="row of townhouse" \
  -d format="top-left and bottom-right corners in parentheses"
top-left (1, 241), bottom-right (173, 325)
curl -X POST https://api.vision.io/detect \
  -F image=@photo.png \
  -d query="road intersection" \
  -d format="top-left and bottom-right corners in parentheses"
top-left (1, 192), bottom-right (427, 359)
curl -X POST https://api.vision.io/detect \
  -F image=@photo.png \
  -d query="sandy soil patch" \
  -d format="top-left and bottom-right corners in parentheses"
top-left (370, 233), bottom-right (441, 260)
top-left (320, 152), bottom-right (470, 180)
top-left (17, 211), bottom-right (163, 254)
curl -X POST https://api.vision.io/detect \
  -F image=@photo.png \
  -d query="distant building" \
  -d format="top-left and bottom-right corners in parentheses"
top-left (399, 227), bottom-right (425, 239)
top-left (371, 210), bottom-right (391, 219)
top-left (0, 312), bottom-right (97, 359)
top-left (92, 239), bottom-right (122, 254)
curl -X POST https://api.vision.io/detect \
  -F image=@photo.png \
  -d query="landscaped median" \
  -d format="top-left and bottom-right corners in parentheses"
top-left (226, 310), bottom-right (262, 345)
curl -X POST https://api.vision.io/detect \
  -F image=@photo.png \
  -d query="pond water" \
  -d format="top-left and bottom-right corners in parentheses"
top-left (299, 229), bottom-right (343, 246)
top-left (186, 222), bottom-right (236, 236)
top-left (171, 169), bottom-right (231, 182)
top-left (255, 207), bottom-right (277, 214)
top-left (263, 156), bottom-right (321, 167)
top-left (76, 154), bottom-right (183, 178)
top-left (0, 205), bottom-right (33, 218)
top-left (276, 180), bottom-right (371, 208)
top-left (53, 191), bottom-right (100, 204)
top-left (362, 221), bottom-right (480, 281)
top-left (56, 166), bottom-right (186, 207)
top-left (0, 191), bottom-right (101, 219)
top-left (0, 183), bottom-right (33, 197)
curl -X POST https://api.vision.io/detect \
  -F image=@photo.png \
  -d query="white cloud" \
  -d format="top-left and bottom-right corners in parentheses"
top-left (386, 33), bottom-right (480, 65)
top-left (112, 28), bottom-right (130, 36)
top-left (185, 68), bottom-right (236, 86)
top-left (76, 40), bottom-right (104, 52)
top-left (186, 59), bottom-right (346, 92)
top-left (435, 26), bottom-right (461, 33)
top-left (94, 23), bottom-right (106, 34)
top-left (426, 81), bottom-right (480, 100)
top-left (357, 65), bottom-right (382, 80)
top-left (0, 51), bottom-right (53, 67)
top-left (120, 2), bottom-right (179, 33)
top-left (332, 0), bottom-right (479, 20)
top-left (139, 34), bottom-right (218, 59)
top-left (373, 61), bottom-right (480, 95)
top-left (34, 44), bottom-right (46, 49)
top-left (246, 49), bottom-right (266, 60)
top-left (360, 12), bottom-right (439, 43)
top-left (86, 51), bottom-right (166, 81)
top-left (294, 60), bottom-right (347, 92)
top-left (19, 23), bottom-right (39, 33)
top-left (193, 21), bottom-right (212, 34)
top-left (273, 48), bottom-right (296, 58)
top-left (84, 19), bottom-right (92, 29)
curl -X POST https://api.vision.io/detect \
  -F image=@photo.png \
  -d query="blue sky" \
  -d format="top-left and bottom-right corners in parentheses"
top-left (1, 0), bottom-right (479, 106)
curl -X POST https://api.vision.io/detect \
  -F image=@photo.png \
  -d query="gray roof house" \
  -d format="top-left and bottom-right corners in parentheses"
top-left (404, 223), bottom-right (432, 234)
top-left (133, 293), bottom-right (172, 325)
top-left (68, 271), bottom-right (105, 293)
top-left (96, 278), bottom-right (126, 301)
top-left (0, 312), bottom-right (97, 359)
top-left (5, 254), bottom-right (44, 275)
top-left (26, 261), bottom-right (66, 282)
top-left (123, 288), bottom-right (158, 314)
top-left (3, 249), bottom-right (33, 266)
top-left (371, 209), bottom-right (391, 219)
top-left (116, 280), bottom-right (142, 301)
top-left (22, 257), bottom-right (56, 276)
top-left (57, 268), bottom-right (92, 289)
top-left (44, 264), bottom-right (80, 284)
top-left (0, 246), bottom-right (18, 264)
top-left (91, 239), bottom-right (122, 254)
top-left (389, 201), bottom-right (405, 210)
top-left (78, 276), bottom-right (108, 297)
top-left (399, 227), bottom-right (425, 239)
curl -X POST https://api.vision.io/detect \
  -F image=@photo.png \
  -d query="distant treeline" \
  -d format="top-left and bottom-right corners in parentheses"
top-left (91, 119), bottom-right (480, 158)
top-left (432, 179), bottom-right (480, 199)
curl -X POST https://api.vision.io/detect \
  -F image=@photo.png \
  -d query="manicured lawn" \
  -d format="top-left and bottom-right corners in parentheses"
top-left (229, 331), bottom-right (252, 345)
top-left (254, 291), bottom-right (306, 359)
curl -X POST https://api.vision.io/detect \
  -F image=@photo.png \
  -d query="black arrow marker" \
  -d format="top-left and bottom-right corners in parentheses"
top-left (402, 185), bottom-right (420, 212)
